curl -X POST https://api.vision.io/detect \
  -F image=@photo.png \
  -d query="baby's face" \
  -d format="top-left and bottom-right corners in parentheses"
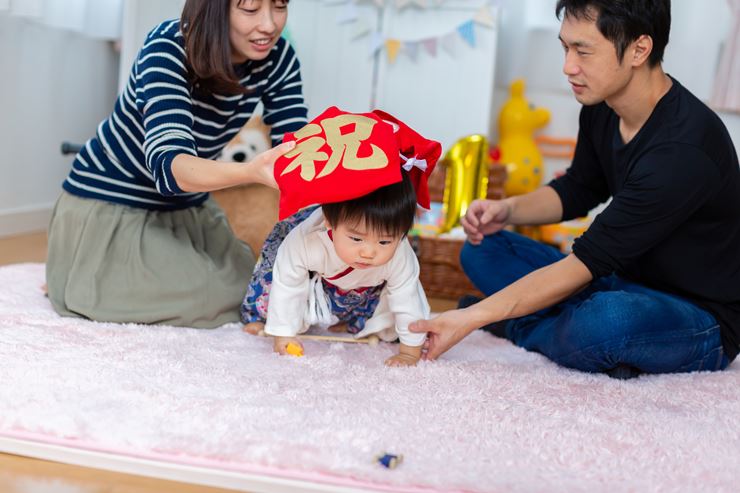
top-left (328, 220), bottom-right (403, 270)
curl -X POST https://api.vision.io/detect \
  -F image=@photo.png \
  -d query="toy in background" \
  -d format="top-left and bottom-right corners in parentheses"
top-left (438, 135), bottom-right (491, 234)
top-left (412, 135), bottom-right (507, 236)
top-left (538, 167), bottom-right (592, 253)
top-left (409, 136), bottom-right (506, 301)
top-left (540, 218), bottom-right (591, 253)
top-left (498, 79), bottom-right (550, 197)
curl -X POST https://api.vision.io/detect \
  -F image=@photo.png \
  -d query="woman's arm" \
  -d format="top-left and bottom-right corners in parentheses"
top-left (170, 141), bottom-right (295, 192)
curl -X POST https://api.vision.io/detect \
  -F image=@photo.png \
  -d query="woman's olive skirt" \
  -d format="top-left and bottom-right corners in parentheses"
top-left (46, 192), bottom-right (256, 328)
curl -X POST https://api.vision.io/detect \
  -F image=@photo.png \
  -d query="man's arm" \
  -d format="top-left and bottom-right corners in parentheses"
top-left (461, 186), bottom-right (564, 244)
top-left (463, 254), bottom-right (591, 330)
top-left (506, 185), bottom-right (564, 225)
top-left (410, 254), bottom-right (592, 360)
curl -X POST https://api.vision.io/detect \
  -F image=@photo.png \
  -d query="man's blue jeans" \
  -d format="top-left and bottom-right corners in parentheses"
top-left (460, 231), bottom-right (730, 377)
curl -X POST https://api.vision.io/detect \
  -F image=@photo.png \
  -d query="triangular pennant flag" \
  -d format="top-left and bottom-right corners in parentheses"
top-left (336, 1), bottom-right (358, 24)
top-left (404, 40), bottom-right (419, 61)
top-left (457, 20), bottom-right (475, 48)
top-left (351, 19), bottom-right (372, 39)
top-left (386, 39), bottom-right (402, 64)
top-left (368, 31), bottom-right (384, 56)
top-left (422, 38), bottom-right (437, 57)
top-left (441, 31), bottom-right (457, 56)
top-left (474, 5), bottom-right (496, 28)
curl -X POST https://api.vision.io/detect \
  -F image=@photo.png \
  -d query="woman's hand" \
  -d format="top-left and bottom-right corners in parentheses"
top-left (408, 309), bottom-right (475, 360)
top-left (248, 140), bottom-right (296, 188)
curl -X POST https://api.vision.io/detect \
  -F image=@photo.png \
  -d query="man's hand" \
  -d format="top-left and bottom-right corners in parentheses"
top-left (460, 199), bottom-right (512, 245)
top-left (409, 310), bottom-right (474, 360)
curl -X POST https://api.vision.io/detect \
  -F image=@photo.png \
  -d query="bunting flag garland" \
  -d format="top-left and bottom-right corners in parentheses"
top-left (385, 39), bottom-right (402, 63)
top-left (457, 20), bottom-right (476, 47)
top-left (440, 31), bottom-right (457, 57)
top-left (404, 40), bottom-right (419, 61)
top-left (421, 37), bottom-right (438, 57)
top-left (473, 5), bottom-right (496, 28)
top-left (323, 0), bottom-right (498, 65)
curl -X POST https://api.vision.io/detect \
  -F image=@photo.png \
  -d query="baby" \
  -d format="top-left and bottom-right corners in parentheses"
top-left (240, 107), bottom-right (441, 366)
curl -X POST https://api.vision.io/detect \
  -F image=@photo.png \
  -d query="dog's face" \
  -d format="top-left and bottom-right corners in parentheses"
top-left (219, 127), bottom-right (270, 163)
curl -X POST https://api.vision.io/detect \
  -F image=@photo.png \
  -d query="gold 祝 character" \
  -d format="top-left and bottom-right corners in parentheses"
top-left (281, 115), bottom-right (390, 182)
top-left (280, 123), bottom-right (327, 181)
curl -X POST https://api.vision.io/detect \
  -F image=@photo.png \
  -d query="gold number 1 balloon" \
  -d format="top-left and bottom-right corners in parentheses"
top-left (439, 135), bottom-right (490, 234)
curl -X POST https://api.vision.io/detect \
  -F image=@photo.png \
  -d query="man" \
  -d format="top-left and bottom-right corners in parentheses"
top-left (410, 0), bottom-right (739, 378)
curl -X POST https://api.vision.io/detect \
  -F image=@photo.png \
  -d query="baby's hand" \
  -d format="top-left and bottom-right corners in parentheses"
top-left (384, 343), bottom-right (423, 367)
top-left (273, 336), bottom-right (304, 356)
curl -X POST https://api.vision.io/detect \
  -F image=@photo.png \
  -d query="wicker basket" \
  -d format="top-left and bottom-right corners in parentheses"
top-left (412, 162), bottom-right (506, 300)
top-left (410, 235), bottom-right (483, 300)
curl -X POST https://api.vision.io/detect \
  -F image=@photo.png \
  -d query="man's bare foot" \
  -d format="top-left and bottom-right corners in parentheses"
top-left (328, 322), bottom-right (348, 333)
top-left (243, 321), bottom-right (265, 335)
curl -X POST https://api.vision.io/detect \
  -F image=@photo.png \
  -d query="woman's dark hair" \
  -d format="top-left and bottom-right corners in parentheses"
top-left (322, 170), bottom-right (418, 238)
top-left (180, 0), bottom-right (289, 95)
top-left (556, 0), bottom-right (670, 68)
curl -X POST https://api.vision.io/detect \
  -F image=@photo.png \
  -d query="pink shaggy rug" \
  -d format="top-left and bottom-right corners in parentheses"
top-left (1, 263), bottom-right (739, 492)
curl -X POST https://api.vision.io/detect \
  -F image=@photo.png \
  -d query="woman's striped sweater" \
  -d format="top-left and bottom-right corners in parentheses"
top-left (63, 20), bottom-right (308, 210)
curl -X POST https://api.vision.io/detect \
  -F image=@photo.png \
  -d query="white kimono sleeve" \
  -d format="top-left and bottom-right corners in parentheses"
top-left (263, 228), bottom-right (312, 337)
top-left (384, 240), bottom-right (430, 347)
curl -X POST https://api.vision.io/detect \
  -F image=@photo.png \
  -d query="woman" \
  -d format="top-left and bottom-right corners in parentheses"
top-left (46, 0), bottom-right (307, 328)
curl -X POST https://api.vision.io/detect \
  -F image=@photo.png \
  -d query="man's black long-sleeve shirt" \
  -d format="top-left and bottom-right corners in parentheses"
top-left (549, 77), bottom-right (740, 360)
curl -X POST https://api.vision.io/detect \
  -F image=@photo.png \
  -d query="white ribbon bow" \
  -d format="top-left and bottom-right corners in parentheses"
top-left (400, 154), bottom-right (428, 173)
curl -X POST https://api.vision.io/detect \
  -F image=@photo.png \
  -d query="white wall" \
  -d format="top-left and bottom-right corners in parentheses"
top-left (118, 0), bottom-right (184, 92)
top-left (288, 0), bottom-right (500, 151)
top-left (0, 15), bottom-right (118, 237)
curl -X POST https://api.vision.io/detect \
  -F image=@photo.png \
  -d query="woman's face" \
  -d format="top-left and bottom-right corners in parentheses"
top-left (229, 0), bottom-right (288, 64)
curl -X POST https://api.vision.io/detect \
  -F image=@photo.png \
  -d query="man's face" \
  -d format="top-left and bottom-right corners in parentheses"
top-left (558, 10), bottom-right (633, 106)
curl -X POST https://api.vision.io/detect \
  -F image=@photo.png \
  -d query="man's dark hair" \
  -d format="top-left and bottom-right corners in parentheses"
top-left (180, 0), bottom-right (290, 95)
top-left (322, 170), bottom-right (417, 238)
top-left (556, 0), bottom-right (670, 67)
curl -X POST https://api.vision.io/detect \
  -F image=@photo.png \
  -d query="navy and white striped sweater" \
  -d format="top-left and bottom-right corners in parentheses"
top-left (63, 20), bottom-right (308, 210)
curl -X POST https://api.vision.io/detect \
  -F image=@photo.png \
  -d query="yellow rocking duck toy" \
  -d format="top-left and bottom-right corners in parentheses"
top-left (497, 79), bottom-right (550, 197)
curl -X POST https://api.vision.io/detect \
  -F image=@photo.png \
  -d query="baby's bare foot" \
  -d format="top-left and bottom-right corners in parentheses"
top-left (384, 353), bottom-right (420, 367)
top-left (243, 321), bottom-right (265, 336)
top-left (328, 322), bottom-right (348, 333)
